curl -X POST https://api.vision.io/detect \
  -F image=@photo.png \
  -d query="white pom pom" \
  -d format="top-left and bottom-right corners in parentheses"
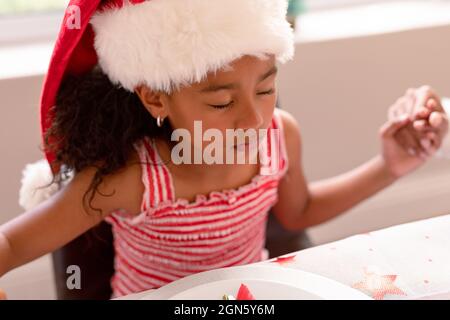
top-left (18, 159), bottom-right (60, 211)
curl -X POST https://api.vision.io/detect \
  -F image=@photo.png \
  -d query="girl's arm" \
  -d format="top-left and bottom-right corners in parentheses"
top-left (0, 161), bottom-right (143, 277)
top-left (272, 110), bottom-right (411, 231)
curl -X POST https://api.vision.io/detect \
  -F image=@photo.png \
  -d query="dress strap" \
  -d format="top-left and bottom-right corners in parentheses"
top-left (259, 109), bottom-right (289, 177)
top-left (133, 137), bottom-right (175, 212)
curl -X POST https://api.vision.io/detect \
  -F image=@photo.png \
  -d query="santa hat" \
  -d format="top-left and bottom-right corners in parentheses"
top-left (19, 0), bottom-right (295, 210)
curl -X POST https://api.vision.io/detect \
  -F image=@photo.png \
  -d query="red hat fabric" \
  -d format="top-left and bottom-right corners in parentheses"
top-left (40, 0), bottom-right (146, 173)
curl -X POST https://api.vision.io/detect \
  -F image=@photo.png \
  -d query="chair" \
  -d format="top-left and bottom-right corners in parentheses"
top-left (51, 221), bottom-right (115, 300)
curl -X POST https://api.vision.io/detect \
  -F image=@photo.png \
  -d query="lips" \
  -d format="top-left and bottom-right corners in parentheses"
top-left (235, 142), bottom-right (251, 151)
top-left (234, 134), bottom-right (266, 151)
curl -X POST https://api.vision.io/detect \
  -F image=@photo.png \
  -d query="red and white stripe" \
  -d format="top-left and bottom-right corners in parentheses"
top-left (106, 110), bottom-right (288, 298)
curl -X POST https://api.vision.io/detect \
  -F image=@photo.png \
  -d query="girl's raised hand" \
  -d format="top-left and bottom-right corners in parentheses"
top-left (380, 86), bottom-right (447, 178)
top-left (411, 97), bottom-right (448, 154)
top-left (388, 86), bottom-right (448, 158)
top-left (379, 115), bottom-right (426, 179)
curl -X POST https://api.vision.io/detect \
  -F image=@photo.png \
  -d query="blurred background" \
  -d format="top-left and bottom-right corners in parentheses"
top-left (0, 0), bottom-right (449, 299)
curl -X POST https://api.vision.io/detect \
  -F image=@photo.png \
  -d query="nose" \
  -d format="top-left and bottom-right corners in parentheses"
top-left (235, 99), bottom-right (264, 130)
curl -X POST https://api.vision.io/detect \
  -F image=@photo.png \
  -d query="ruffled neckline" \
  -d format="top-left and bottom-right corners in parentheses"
top-left (149, 136), bottom-right (273, 209)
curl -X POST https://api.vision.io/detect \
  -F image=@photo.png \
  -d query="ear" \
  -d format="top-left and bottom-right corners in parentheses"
top-left (134, 85), bottom-right (169, 119)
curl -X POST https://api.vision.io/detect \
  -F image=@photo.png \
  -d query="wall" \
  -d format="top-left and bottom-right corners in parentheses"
top-left (277, 24), bottom-right (450, 244)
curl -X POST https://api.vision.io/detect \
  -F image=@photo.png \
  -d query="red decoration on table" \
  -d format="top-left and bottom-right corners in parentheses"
top-left (271, 254), bottom-right (297, 265)
top-left (237, 284), bottom-right (256, 300)
top-left (352, 269), bottom-right (407, 300)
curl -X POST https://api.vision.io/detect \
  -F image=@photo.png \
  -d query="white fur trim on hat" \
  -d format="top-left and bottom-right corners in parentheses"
top-left (90, 0), bottom-right (295, 93)
top-left (18, 160), bottom-right (73, 211)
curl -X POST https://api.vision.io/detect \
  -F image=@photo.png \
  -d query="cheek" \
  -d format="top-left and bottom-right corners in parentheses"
top-left (262, 97), bottom-right (277, 127)
top-left (166, 99), bottom-right (201, 130)
top-left (166, 103), bottom-right (228, 148)
top-left (203, 114), bottom-right (234, 130)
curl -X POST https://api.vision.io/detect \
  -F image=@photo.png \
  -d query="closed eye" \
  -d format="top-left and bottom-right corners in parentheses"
top-left (209, 101), bottom-right (234, 109)
top-left (258, 89), bottom-right (275, 95)
top-left (209, 89), bottom-right (274, 109)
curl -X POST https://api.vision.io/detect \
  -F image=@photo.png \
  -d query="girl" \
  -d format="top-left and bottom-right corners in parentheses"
top-left (0, 0), bottom-right (447, 298)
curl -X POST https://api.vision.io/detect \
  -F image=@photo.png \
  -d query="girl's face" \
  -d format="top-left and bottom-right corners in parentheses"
top-left (136, 54), bottom-right (277, 158)
top-left (164, 55), bottom-right (277, 136)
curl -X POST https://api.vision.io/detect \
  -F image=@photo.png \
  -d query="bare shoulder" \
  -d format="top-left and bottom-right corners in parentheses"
top-left (271, 109), bottom-right (309, 229)
top-left (277, 108), bottom-right (301, 135)
top-left (72, 149), bottom-right (144, 217)
top-left (276, 109), bottom-right (302, 163)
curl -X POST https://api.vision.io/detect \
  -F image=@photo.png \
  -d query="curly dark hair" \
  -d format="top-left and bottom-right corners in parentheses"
top-left (44, 66), bottom-right (172, 215)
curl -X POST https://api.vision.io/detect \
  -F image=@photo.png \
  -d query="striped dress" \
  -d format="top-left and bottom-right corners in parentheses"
top-left (105, 110), bottom-right (289, 297)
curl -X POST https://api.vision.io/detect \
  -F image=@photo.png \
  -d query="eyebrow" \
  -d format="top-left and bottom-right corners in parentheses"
top-left (200, 83), bottom-right (237, 93)
top-left (258, 65), bottom-right (278, 82)
top-left (200, 65), bottom-right (278, 93)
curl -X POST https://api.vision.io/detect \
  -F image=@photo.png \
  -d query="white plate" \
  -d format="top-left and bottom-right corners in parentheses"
top-left (170, 279), bottom-right (323, 300)
top-left (139, 265), bottom-right (371, 300)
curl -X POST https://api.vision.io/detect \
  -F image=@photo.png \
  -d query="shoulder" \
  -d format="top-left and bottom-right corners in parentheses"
top-left (275, 109), bottom-right (301, 136)
top-left (72, 149), bottom-right (144, 217)
top-left (274, 109), bottom-right (302, 162)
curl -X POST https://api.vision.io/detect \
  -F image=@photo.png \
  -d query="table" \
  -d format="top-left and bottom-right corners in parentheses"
top-left (119, 214), bottom-right (450, 300)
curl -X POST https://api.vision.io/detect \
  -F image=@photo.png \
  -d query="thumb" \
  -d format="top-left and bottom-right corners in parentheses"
top-left (426, 95), bottom-right (444, 112)
top-left (429, 111), bottom-right (447, 129)
top-left (380, 116), bottom-right (410, 139)
top-left (0, 289), bottom-right (7, 300)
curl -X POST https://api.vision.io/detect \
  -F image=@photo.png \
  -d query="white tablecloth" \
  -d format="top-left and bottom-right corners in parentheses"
top-left (257, 214), bottom-right (450, 300)
top-left (119, 214), bottom-right (450, 300)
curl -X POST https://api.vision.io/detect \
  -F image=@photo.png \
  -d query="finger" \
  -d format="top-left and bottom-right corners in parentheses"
top-left (415, 86), bottom-right (443, 112)
top-left (428, 110), bottom-right (449, 144)
top-left (427, 98), bottom-right (437, 110)
top-left (414, 106), bottom-right (432, 120)
top-left (429, 111), bottom-right (443, 127)
top-left (410, 120), bottom-right (441, 154)
top-left (388, 97), bottom-right (409, 120)
top-left (0, 289), bottom-right (7, 300)
top-left (405, 88), bottom-right (417, 119)
top-left (426, 131), bottom-right (441, 150)
top-left (425, 94), bottom-right (443, 112)
top-left (413, 119), bottom-right (432, 132)
top-left (395, 128), bottom-right (423, 157)
top-left (404, 122), bottom-right (432, 158)
top-left (414, 131), bottom-right (440, 156)
top-left (419, 138), bottom-right (437, 156)
top-left (410, 125), bottom-right (443, 149)
top-left (408, 127), bottom-right (430, 158)
top-left (429, 111), bottom-right (448, 131)
top-left (380, 116), bottom-right (410, 138)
